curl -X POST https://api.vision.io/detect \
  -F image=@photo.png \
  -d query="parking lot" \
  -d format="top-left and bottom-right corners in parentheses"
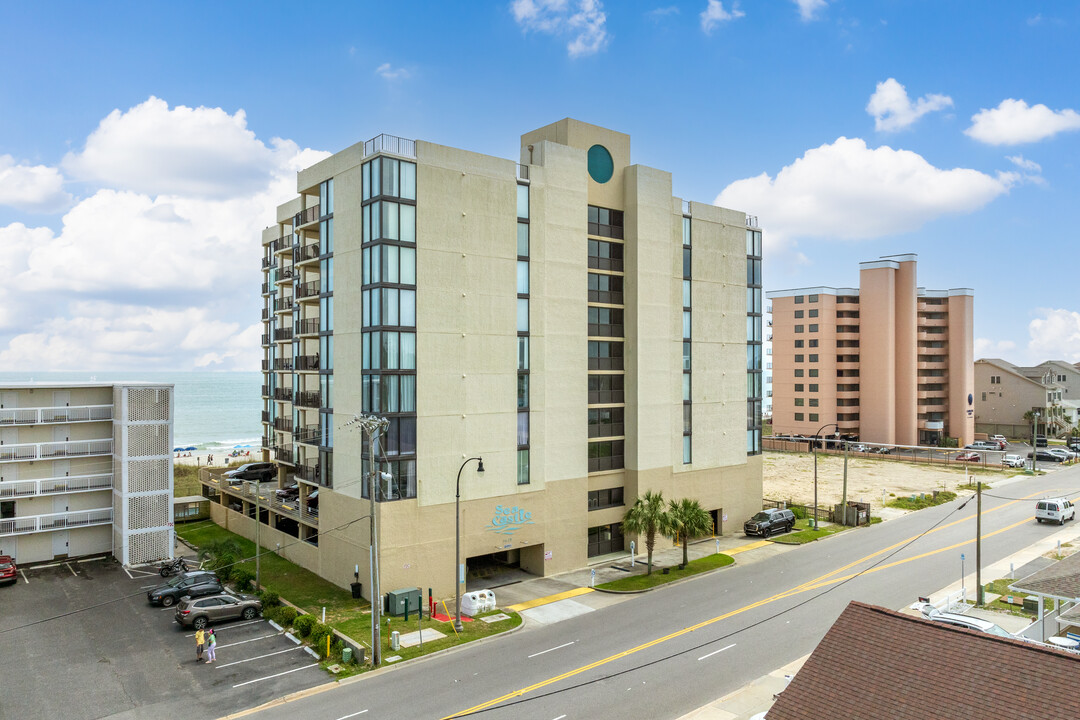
top-left (0, 556), bottom-right (328, 720)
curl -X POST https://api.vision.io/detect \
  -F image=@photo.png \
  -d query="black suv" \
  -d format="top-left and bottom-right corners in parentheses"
top-left (147, 571), bottom-right (223, 607)
top-left (744, 508), bottom-right (796, 538)
top-left (223, 462), bottom-right (276, 485)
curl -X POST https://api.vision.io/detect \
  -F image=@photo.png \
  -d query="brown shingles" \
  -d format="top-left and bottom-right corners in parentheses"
top-left (1009, 550), bottom-right (1080, 600)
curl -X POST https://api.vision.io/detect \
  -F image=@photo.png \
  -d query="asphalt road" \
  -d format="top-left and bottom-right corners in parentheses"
top-left (246, 465), bottom-right (1080, 720)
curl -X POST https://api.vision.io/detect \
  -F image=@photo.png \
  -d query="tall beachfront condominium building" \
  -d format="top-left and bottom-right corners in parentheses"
top-left (239, 119), bottom-right (763, 598)
top-left (0, 383), bottom-right (175, 566)
top-left (768, 254), bottom-right (974, 447)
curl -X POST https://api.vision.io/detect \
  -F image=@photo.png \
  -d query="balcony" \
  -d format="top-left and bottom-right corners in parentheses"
top-left (276, 296), bottom-right (294, 314)
top-left (272, 234), bottom-right (293, 254)
top-left (0, 507), bottom-right (113, 536)
top-left (260, 385), bottom-right (269, 398)
top-left (261, 410), bottom-right (270, 424)
top-left (273, 358), bottom-right (294, 372)
top-left (295, 204), bottom-right (321, 228)
top-left (261, 256), bottom-right (278, 270)
top-left (261, 308), bottom-right (271, 321)
top-left (273, 418), bottom-right (293, 433)
top-left (296, 425), bottom-right (321, 446)
top-left (0, 439), bottom-right (113, 462)
top-left (276, 266), bottom-right (295, 284)
top-left (0, 405), bottom-right (113, 426)
top-left (0, 473), bottom-right (113, 500)
top-left (363, 133), bottom-right (416, 159)
top-left (296, 355), bottom-right (320, 371)
top-left (274, 328), bottom-right (294, 342)
top-left (297, 280), bottom-right (320, 300)
top-left (261, 359), bottom-right (269, 371)
top-left (296, 462), bottom-right (320, 483)
top-left (261, 334), bottom-right (270, 346)
top-left (295, 390), bottom-right (321, 409)
top-left (274, 445), bottom-right (295, 465)
top-left (273, 387), bottom-right (293, 402)
top-left (295, 243), bottom-right (320, 264)
top-left (918, 315), bottom-right (948, 328)
top-left (298, 318), bottom-right (320, 336)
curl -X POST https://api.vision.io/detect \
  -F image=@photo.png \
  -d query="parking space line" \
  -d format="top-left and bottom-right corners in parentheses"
top-left (184, 619), bottom-right (264, 637)
top-left (216, 633), bottom-right (279, 649)
top-left (335, 711), bottom-right (369, 720)
top-left (20, 569), bottom-right (28, 584)
top-left (123, 566), bottom-right (134, 580)
top-left (65, 563), bottom-right (78, 577)
top-left (214, 645), bottom-right (306, 668)
top-left (231, 663), bottom-right (320, 688)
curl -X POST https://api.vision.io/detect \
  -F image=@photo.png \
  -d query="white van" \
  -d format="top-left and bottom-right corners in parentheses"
top-left (1036, 498), bottom-right (1075, 525)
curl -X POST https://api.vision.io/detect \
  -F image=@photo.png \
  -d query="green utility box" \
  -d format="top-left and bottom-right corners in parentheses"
top-left (1023, 596), bottom-right (1039, 614)
top-left (386, 587), bottom-right (421, 617)
top-left (342, 647), bottom-right (353, 663)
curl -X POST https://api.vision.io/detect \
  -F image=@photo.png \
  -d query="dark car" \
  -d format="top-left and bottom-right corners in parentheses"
top-left (0, 555), bottom-right (16, 585)
top-left (744, 508), bottom-right (796, 538)
top-left (147, 570), bottom-right (223, 607)
top-left (223, 462), bottom-right (276, 485)
top-left (275, 482), bottom-right (300, 500)
top-left (175, 592), bottom-right (262, 629)
top-left (1029, 450), bottom-right (1063, 463)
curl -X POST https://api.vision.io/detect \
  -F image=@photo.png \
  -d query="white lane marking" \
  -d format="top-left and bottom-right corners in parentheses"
top-left (20, 569), bottom-right (29, 584)
top-left (528, 641), bottom-right (575, 659)
top-left (184, 619), bottom-right (264, 637)
top-left (216, 632), bottom-right (278, 649)
top-left (65, 563), bottom-right (78, 577)
top-left (231, 663), bottom-right (320, 688)
top-left (214, 645), bottom-right (305, 668)
top-left (123, 566), bottom-right (134, 580)
top-left (698, 643), bottom-right (736, 661)
top-left (552, 716), bottom-right (567, 720)
top-left (334, 710), bottom-right (369, 720)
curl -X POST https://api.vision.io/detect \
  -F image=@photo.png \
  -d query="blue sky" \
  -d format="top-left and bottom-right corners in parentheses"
top-left (0, 1), bottom-right (1077, 371)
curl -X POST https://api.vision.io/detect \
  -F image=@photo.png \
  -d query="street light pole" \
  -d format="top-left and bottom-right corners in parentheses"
top-left (455, 456), bottom-right (484, 633)
top-left (1032, 411), bottom-right (1040, 473)
top-left (812, 422), bottom-right (839, 530)
top-left (248, 479), bottom-right (261, 588)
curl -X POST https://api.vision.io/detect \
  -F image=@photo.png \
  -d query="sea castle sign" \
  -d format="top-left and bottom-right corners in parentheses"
top-left (485, 505), bottom-right (535, 536)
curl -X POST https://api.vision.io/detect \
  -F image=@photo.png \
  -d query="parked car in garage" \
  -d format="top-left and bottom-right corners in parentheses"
top-left (174, 592), bottom-right (262, 629)
top-left (223, 462), bottom-right (276, 485)
top-left (0, 555), bottom-right (16, 585)
top-left (275, 482), bottom-right (300, 500)
top-left (147, 570), bottom-right (223, 607)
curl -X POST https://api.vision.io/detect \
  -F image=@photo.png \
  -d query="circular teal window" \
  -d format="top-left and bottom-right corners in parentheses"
top-left (587, 144), bottom-right (614, 183)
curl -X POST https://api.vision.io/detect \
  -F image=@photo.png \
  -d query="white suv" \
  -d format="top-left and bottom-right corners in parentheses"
top-left (1036, 498), bottom-right (1075, 525)
top-left (1002, 454), bottom-right (1025, 468)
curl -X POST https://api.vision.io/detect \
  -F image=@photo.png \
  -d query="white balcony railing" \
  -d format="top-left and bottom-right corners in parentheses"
top-left (0, 439), bottom-right (113, 462)
top-left (0, 405), bottom-right (113, 426)
top-left (0, 507), bottom-right (113, 536)
top-left (0, 473), bottom-right (113, 499)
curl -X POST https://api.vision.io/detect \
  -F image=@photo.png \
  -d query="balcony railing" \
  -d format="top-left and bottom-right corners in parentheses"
top-left (363, 133), bottom-right (416, 159)
top-left (260, 385), bottom-right (269, 397)
top-left (273, 387), bottom-right (293, 402)
top-left (0, 405), bottom-right (113, 426)
top-left (277, 296), bottom-right (294, 313)
top-left (276, 266), bottom-right (295, 283)
top-left (273, 358), bottom-right (294, 371)
top-left (295, 390), bottom-right (321, 409)
top-left (273, 418), bottom-right (293, 433)
top-left (0, 508), bottom-right (113, 536)
top-left (298, 318), bottom-right (320, 336)
top-left (0, 473), bottom-right (113, 500)
top-left (0, 439), bottom-right (113, 462)
top-left (297, 355), bottom-right (320, 371)
top-left (261, 308), bottom-right (271, 320)
top-left (297, 280), bottom-right (321, 299)
top-left (261, 359), bottom-right (270, 371)
top-left (295, 205), bottom-right (321, 227)
top-left (261, 256), bottom-right (278, 270)
top-left (261, 410), bottom-right (271, 423)
top-left (271, 234), bottom-right (293, 253)
top-left (517, 163), bottom-right (530, 181)
top-left (261, 334), bottom-right (270, 346)
top-left (275, 328), bottom-right (294, 342)
top-left (296, 425), bottom-right (321, 446)
top-left (296, 462), bottom-right (320, 483)
top-left (295, 243), bottom-right (320, 263)
top-left (274, 446), bottom-right (294, 465)
top-left (261, 282), bottom-right (272, 295)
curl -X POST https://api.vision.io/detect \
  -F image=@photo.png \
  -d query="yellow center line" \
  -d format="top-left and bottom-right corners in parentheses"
top-left (444, 488), bottom-right (1068, 719)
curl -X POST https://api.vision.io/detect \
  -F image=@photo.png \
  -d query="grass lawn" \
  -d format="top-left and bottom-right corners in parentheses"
top-left (980, 577), bottom-right (1054, 616)
top-left (771, 518), bottom-right (850, 545)
top-left (886, 490), bottom-right (957, 511)
top-left (174, 464), bottom-right (203, 497)
top-left (595, 552), bottom-right (734, 591)
top-left (176, 520), bottom-right (521, 671)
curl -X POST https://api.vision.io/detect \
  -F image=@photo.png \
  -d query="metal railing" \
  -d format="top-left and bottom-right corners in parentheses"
top-left (0, 473), bottom-right (113, 499)
top-left (295, 243), bottom-right (320, 263)
top-left (296, 425), bottom-right (321, 445)
top-left (273, 358), bottom-right (294, 371)
top-left (296, 462), bottom-right (320, 483)
top-left (261, 256), bottom-right (278, 270)
top-left (273, 387), bottom-right (293, 402)
top-left (294, 390), bottom-right (321, 408)
top-left (298, 318), bottom-right (320, 336)
top-left (0, 507), bottom-right (113, 536)
top-left (295, 205), bottom-right (321, 227)
top-left (0, 405), bottom-right (113, 425)
top-left (746, 215), bottom-right (759, 228)
top-left (261, 334), bottom-right (270, 346)
top-left (296, 355), bottom-right (320, 371)
top-left (0, 439), bottom-right (113, 462)
top-left (297, 280), bottom-right (320, 299)
top-left (363, 133), bottom-right (416, 159)
top-left (274, 328), bottom-right (294, 342)
top-left (274, 446), bottom-right (294, 465)
top-left (204, 475), bottom-right (318, 526)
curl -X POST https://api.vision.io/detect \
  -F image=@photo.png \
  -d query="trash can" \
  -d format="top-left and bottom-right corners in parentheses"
top-left (351, 582), bottom-right (363, 599)
top-left (390, 630), bottom-right (400, 651)
top-left (342, 647), bottom-right (353, 663)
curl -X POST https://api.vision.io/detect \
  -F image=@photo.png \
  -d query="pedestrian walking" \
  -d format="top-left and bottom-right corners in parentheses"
top-left (205, 629), bottom-right (217, 663)
top-left (195, 628), bottom-right (205, 662)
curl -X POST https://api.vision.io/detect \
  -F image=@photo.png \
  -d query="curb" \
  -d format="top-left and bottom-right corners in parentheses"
top-left (591, 557), bottom-right (738, 594)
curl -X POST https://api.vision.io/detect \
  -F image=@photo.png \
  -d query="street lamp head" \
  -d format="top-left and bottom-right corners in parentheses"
top-left (477, 458), bottom-right (485, 473)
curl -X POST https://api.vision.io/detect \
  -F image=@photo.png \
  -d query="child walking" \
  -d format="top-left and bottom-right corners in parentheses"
top-left (204, 629), bottom-right (217, 664)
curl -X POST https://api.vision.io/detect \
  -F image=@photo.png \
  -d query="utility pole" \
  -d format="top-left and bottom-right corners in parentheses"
top-left (1033, 411), bottom-right (1040, 474)
top-left (976, 481), bottom-right (983, 606)
top-left (249, 479), bottom-right (261, 588)
top-left (841, 439), bottom-right (849, 525)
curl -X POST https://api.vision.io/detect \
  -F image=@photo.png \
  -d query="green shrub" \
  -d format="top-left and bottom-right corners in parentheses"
top-left (278, 606), bottom-right (298, 626)
top-left (230, 568), bottom-right (255, 593)
top-left (309, 622), bottom-right (332, 648)
top-left (293, 614), bottom-right (316, 637)
top-left (258, 590), bottom-right (281, 608)
top-left (213, 557), bottom-right (235, 582)
top-left (789, 505), bottom-right (807, 520)
top-left (261, 606), bottom-right (282, 624)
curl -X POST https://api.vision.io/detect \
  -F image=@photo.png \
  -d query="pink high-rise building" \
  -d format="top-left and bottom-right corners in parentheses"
top-left (767, 254), bottom-right (974, 447)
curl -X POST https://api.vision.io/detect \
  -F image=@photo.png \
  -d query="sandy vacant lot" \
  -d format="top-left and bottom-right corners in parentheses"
top-left (763, 450), bottom-right (1009, 514)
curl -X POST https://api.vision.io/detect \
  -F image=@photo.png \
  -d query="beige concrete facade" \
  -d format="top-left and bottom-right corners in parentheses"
top-left (974, 358), bottom-right (1076, 437)
top-left (0, 383), bottom-right (174, 566)
top-left (768, 255), bottom-right (975, 447)
top-left (253, 119), bottom-right (762, 601)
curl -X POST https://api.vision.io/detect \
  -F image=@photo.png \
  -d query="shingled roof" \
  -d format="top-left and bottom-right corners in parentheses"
top-left (1010, 550), bottom-right (1080, 600)
top-left (767, 601), bottom-right (1080, 720)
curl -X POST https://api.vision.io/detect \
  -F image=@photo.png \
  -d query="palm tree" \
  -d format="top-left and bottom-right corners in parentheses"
top-left (622, 491), bottom-right (668, 575)
top-left (663, 498), bottom-right (714, 568)
top-left (197, 537), bottom-right (243, 577)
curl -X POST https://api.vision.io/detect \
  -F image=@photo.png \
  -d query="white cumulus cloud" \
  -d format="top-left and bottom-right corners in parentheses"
top-left (0, 155), bottom-right (73, 213)
top-left (1006, 154), bottom-right (1041, 172)
top-left (376, 63), bottom-right (410, 80)
top-left (1027, 309), bottom-right (1080, 363)
top-left (62, 96), bottom-right (296, 198)
top-left (511, 0), bottom-right (609, 57)
top-left (793, 0), bottom-right (826, 21)
top-left (965, 98), bottom-right (1080, 145)
top-left (715, 137), bottom-right (1016, 247)
top-left (700, 0), bottom-right (744, 33)
top-left (866, 78), bottom-right (953, 132)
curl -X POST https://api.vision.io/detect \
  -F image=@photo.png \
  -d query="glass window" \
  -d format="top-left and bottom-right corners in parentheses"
top-left (517, 374), bottom-right (529, 409)
top-left (400, 376), bottom-right (415, 412)
top-left (401, 162), bottom-right (416, 200)
top-left (517, 449), bottom-right (529, 485)
top-left (400, 290), bottom-right (416, 326)
top-left (370, 157), bottom-right (381, 197)
top-left (517, 185), bottom-right (529, 219)
top-left (795, 296), bottom-right (804, 304)
top-left (683, 280), bottom-right (691, 308)
top-left (683, 248), bottom-right (691, 278)
top-left (795, 310), bottom-right (804, 319)
top-left (385, 288), bottom-right (399, 325)
top-left (517, 337), bottom-right (529, 370)
top-left (683, 217), bottom-right (691, 246)
top-left (795, 398), bottom-right (804, 406)
top-left (795, 340), bottom-right (804, 348)
top-left (517, 260), bottom-right (530, 294)
top-left (795, 413), bottom-right (804, 421)
top-left (383, 158), bottom-right (400, 197)
top-left (382, 375), bottom-right (399, 412)
top-left (385, 245), bottom-right (399, 284)
top-left (363, 162), bottom-right (371, 202)
top-left (384, 332), bottom-right (399, 369)
top-left (809, 369), bottom-right (819, 377)
top-left (683, 311), bottom-right (691, 340)
top-left (517, 223), bottom-right (529, 257)
top-left (795, 325), bottom-right (804, 333)
top-left (400, 247), bottom-right (416, 285)
top-left (809, 413), bottom-right (819, 422)
top-left (400, 204), bottom-right (415, 244)
top-left (683, 342), bottom-right (691, 371)
top-left (682, 373), bottom-right (691, 402)
top-left (683, 435), bottom-right (691, 464)
top-left (383, 202), bottom-right (399, 241)
top-left (517, 412), bottom-right (529, 446)
top-left (400, 332), bottom-right (416, 369)
top-left (809, 309), bottom-right (818, 318)
top-left (517, 298), bottom-right (529, 332)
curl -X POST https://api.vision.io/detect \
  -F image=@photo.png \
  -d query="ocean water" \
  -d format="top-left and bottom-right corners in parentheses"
top-left (0, 371), bottom-right (262, 452)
